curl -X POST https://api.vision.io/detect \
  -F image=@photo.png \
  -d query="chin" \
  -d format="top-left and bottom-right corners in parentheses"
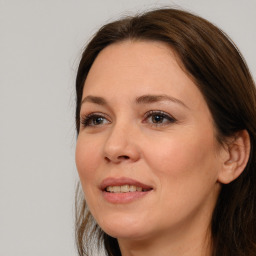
top-left (97, 213), bottom-right (150, 240)
top-left (103, 227), bottom-right (149, 241)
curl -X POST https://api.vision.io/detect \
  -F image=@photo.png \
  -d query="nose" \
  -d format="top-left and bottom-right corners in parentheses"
top-left (103, 122), bottom-right (141, 163)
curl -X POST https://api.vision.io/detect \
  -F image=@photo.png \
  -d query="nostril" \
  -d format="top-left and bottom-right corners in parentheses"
top-left (104, 156), bottom-right (111, 162)
top-left (104, 155), bottom-right (130, 162)
top-left (118, 155), bottom-right (129, 160)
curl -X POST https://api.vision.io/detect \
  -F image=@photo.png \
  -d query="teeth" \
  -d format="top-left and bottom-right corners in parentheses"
top-left (120, 185), bottom-right (129, 192)
top-left (136, 187), bottom-right (142, 192)
top-left (106, 185), bottom-right (149, 193)
top-left (113, 186), bottom-right (120, 193)
top-left (130, 185), bottom-right (136, 192)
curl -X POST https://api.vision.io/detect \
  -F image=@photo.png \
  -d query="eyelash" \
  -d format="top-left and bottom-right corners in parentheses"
top-left (80, 113), bottom-right (110, 127)
top-left (80, 111), bottom-right (177, 128)
top-left (143, 110), bottom-right (177, 126)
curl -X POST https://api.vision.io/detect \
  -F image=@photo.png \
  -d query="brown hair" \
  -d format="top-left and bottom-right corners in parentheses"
top-left (75, 8), bottom-right (256, 256)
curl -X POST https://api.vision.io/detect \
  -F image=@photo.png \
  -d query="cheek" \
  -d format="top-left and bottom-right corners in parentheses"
top-left (142, 133), bottom-right (220, 225)
top-left (75, 136), bottom-right (105, 214)
top-left (144, 130), bottom-right (219, 187)
top-left (75, 136), bottom-right (102, 186)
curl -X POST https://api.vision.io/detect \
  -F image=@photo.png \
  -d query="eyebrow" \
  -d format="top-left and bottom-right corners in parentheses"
top-left (81, 95), bottom-right (107, 105)
top-left (81, 94), bottom-right (188, 109)
top-left (135, 94), bottom-right (188, 108)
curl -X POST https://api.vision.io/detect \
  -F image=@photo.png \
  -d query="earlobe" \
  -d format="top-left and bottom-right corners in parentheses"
top-left (217, 130), bottom-right (250, 184)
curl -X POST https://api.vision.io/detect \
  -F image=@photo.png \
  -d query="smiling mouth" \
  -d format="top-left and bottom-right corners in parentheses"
top-left (101, 178), bottom-right (153, 203)
top-left (105, 185), bottom-right (152, 193)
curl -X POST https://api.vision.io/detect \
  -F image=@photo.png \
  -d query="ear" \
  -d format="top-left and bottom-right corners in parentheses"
top-left (217, 130), bottom-right (250, 184)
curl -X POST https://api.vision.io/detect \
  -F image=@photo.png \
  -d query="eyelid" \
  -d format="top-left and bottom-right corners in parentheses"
top-left (143, 110), bottom-right (177, 125)
top-left (80, 110), bottom-right (177, 129)
top-left (80, 112), bottom-right (111, 127)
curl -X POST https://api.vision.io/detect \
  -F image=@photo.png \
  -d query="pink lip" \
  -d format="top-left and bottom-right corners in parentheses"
top-left (100, 177), bottom-right (153, 204)
top-left (100, 177), bottom-right (153, 191)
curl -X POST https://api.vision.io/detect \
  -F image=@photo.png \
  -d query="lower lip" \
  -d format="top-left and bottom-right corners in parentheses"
top-left (102, 190), bottom-right (152, 204)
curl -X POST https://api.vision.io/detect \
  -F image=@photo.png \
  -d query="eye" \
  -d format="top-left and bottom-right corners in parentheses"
top-left (80, 113), bottom-right (110, 127)
top-left (143, 111), bottom-right (176, 126)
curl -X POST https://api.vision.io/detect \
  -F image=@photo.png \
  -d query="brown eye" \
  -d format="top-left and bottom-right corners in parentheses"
top-left (151, 114), bottom-right (165, 123)
top-left (144, 111), bottom-right (177, 126)
top-left (92, 116), bottom-right (105, 125)
top-left (81, 114), bottom-right (110, 127)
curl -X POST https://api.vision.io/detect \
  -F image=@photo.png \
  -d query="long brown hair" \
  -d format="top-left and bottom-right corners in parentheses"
top-left (75, 8), bottom-right (256, 256)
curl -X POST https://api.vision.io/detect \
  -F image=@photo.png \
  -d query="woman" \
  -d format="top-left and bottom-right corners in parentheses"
top-left (75, 8), bottom-right (256, 256)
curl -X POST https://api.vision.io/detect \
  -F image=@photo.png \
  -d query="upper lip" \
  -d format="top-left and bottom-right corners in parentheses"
top-left (100, 177), bottom-right (153, 191)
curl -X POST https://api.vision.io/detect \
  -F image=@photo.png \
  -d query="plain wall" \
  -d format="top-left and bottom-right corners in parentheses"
top-left (0, 0), bottom-right (255, 255)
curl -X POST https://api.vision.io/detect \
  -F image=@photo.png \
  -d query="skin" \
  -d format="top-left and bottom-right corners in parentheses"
top-left (76, 40), bottom-right (230, 256)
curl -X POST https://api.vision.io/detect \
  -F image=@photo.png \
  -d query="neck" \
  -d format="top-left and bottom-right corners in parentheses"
top-left (118, 229), bottom-right (212, 256)
top-left (117, 210), bottom-right (213, 256)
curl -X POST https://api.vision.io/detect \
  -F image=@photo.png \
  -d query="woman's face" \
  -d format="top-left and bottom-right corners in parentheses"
top-left (76, 41), bottom-right (223, 242)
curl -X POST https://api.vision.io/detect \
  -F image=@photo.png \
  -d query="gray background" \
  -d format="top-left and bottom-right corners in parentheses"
top-left (1, 0), bottom-right (255, 255)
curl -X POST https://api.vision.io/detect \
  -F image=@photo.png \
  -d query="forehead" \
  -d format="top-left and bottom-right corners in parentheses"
top-left (85, 40), bottom-right (182, 88)
top-left (83, 40), bottom-right (207, 111)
